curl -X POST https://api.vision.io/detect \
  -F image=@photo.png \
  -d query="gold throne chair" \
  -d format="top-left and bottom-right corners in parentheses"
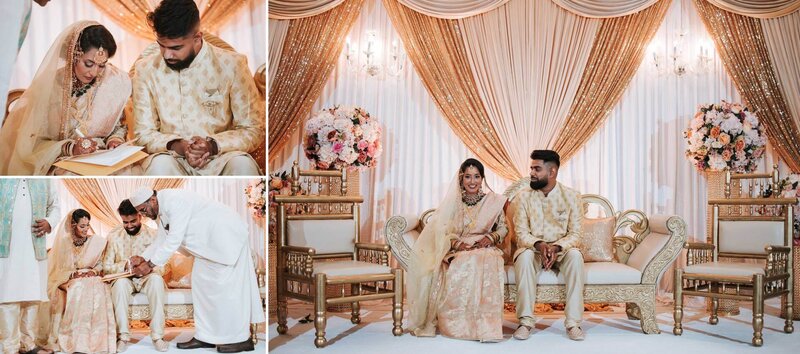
top-left (674, 166), bottom-right (796, 346)
top-left (273, 161), bottom-right (403, 348)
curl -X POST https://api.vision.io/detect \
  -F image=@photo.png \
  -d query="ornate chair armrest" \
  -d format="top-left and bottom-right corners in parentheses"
top-left (356, 243), bottom-right (391, 266)
top-left (280, 246), bottom-right (315, 277)
top-left (685, 242), bottom-right (714, 266)
top-left (765, 245), bottom-right (792, 276)
top-left (640, 215), bottom-right (687, 284)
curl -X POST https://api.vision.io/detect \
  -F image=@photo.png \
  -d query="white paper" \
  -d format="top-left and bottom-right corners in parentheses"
top-left (66, 145), bottom-right (144, 166)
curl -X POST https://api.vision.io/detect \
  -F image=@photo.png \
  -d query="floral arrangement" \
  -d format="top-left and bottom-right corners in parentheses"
top-left (245, 178), bottom-right (266, 219)
top-left (685, 101), bottom-right (767, 173)
top-left (778, 174), bottom-right (800, 246)
top-left (304, 106), bottom-right (382, 170)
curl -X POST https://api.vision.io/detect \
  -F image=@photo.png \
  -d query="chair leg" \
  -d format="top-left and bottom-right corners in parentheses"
top-left (314, 274), bottom-right (328, 348)
top-left (710, 297), bottom-right (719, 325)
top-left (350, 284), bottom-right (361, 324)
top-left (625, 302), bottom-right (641, 320)
top-left (785, 283), bottom-right (794, 334)
top-left (392, 269), bottom-right (404, 336)
top-left (637, 298), bottom-right (660, 334)
top-left (752, 274), bottom-right (764, 347)
top-left (276, 279), bottom-right (288, 335)
top-left (673, 269), bottom-right (683, 336)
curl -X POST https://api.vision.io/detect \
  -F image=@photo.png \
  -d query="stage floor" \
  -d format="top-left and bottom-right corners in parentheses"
top-left (269, 299), bottom-right (796, 354)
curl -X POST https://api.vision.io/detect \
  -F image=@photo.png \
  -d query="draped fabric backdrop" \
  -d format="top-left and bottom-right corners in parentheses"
top-left (268, 0), bottom-right (796, 296)
top-left (54, 178), bottom-right (267, 268)
top-left (10, 0), bottom-right (265, 89)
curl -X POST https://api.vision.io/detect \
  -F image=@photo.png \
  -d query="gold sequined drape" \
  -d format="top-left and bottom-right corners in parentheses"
top-left (552, 0), bottom-right (671, 161)
top-left (383, 0), bottom-right (520, 181)
top-left (694, 0), bottom-right (800, 172)
top-left (62, 178), bottom-right (185, 228)
top-left (89, 0), bottom-right (252, 41)
top-left (267, 0), bottom-right (365, 162)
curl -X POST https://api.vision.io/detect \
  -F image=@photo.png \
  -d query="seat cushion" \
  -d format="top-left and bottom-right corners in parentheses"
top-left (683, 261), bottom-right (765, 277)
top-left (313, 260), bottom-right (391, 277)
top-left (132, 288), bottom-right (193, 305)
top-left (505, 262), bottom-right (641, 285)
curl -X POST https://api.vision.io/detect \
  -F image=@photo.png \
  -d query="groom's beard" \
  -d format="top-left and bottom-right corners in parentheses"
top-left (125, 225), bottom-right (142, 236)
top-left (530, 178), bottom-right (548, 190)
top-left (165, 50), bottom-right (198, 71)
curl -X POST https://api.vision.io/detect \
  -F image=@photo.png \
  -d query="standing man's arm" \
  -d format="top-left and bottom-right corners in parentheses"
top-left (146, 202), bottom-right (191, 267)
top-left (44, 180), bottom-right (60, 233)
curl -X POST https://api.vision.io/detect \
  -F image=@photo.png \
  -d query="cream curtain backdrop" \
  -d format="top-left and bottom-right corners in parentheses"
top-left (9, 0), bottom-right (265, 90)
top-left (763, 10), bottom-right (800, 148)
top-left (459, 0), bottom-right (599, 176)
top-left (53, 178), bottom-right (266, 269)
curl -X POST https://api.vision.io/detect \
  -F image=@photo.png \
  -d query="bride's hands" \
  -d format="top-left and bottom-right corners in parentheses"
top-left (72, 138), bottom-right (98, 155)
top-left (474, 235), bottom-right (495, 249)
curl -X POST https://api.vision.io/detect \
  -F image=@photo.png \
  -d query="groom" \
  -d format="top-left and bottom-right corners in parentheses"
top-left (512, 150), bottom-right (586, 341)
top-left (132, 0), bottom-right (264, 176)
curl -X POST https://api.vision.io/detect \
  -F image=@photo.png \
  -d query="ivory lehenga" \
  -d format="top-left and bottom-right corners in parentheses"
top-left (407, 178), bottom-right (508, 341)
top-left (47, 210), bottom-right (116, 353)
top-left (0, 20), bottom-right (131, 175)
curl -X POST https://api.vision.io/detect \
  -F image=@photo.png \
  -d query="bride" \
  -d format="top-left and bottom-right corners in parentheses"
top-left (0, 21), bottom-right (131, 175)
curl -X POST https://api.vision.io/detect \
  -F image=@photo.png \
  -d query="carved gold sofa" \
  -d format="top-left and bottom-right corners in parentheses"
top-left (386, 178), bottom-right (686, 334)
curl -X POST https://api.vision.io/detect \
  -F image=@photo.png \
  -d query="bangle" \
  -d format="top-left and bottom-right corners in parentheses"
top-left (62, 141), bottom-right (75, 156)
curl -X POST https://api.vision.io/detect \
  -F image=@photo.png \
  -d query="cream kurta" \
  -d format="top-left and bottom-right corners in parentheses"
top-left (132, 41), bottom-right (265, 175)
top-left (103, 223), bottom-right (166, 342)
top-left (512, 182), bottom-right (584, 260)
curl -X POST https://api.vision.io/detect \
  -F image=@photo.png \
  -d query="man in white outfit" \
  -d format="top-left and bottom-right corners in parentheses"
top-left (0, 179), bottom-right (59, 354)
top-left (0, 0), bottom-right (50, 127)
top-left (128, 187), bottom-right (264, 353)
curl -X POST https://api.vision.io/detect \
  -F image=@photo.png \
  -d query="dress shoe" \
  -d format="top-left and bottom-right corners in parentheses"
top-left (513, 325), bottom-right (532, 340)
top-left (567, 326), bottom-right (585, 341)
top-left (177, 337), bottom-right (215, 349)
top-left (216, 339), bottom-right (254, 353)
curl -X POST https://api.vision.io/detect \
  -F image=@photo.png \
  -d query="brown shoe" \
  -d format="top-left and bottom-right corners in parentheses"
top-left (567, 326), bottom-right (585, 341)
top-left (177, 337), bottom-right (215, 349)
top-left (216, 339), bottom-right (254, 353)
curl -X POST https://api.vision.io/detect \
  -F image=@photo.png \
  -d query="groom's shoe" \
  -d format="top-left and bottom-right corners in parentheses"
top-left (513, 325), bottom-right (532, 340)
top-left (177, 338), bottom-right (215, 349)
top-left (567, 326), bottom-right (585, 341)
top-left (216, 339), bottom-right (255, 353)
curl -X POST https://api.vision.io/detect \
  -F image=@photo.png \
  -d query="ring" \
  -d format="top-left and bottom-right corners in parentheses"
top-left (80, 139), bottom-right (92, 149)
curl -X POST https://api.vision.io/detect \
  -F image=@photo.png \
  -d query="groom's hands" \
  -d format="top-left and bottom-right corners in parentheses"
top-left (535, 241), bottom-right (561, 271)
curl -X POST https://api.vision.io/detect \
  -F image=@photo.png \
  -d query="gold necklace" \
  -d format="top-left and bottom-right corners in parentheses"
top-left (461, 202), bottom-right (482, 235)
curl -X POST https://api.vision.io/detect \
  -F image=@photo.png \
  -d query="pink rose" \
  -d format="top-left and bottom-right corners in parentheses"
top-left (357, 140), bottom-right (369, 150)
top-left (721, 149), bottom-right (733, 162)
top-left (332, 142), bottom-right (344, 154)
top-left (357, 152), bottom-right (368, 163)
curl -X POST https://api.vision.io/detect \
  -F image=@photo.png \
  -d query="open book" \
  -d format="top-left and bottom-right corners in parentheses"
top-left (101, 271), bottom-right (134, 283)
top-left (53, 141), bottom-right (148, 176)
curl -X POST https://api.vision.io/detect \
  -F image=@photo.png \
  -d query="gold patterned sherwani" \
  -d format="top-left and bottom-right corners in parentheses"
top-left (512, 182), bottom-right (585, 329)
top-left (102, 224), bottom-right (166, 342)
top-left (132, 41), bottom-right (265, 176)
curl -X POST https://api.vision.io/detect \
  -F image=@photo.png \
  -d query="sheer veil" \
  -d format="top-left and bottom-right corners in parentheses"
top-left (0, 20), bottom-right (128, 175)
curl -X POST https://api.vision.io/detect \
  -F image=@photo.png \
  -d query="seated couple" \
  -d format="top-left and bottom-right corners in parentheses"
top-left (0, 0), bottom-right (264, 176)
top-left (408, 150), bottom-right (586, 342)
top-left (45, 203), bottom-right (166, 354)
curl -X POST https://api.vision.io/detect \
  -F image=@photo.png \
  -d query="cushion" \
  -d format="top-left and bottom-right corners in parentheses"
top-left (313, 260), bottom-right (391, 277)
top-left (683, 261), bottom-right (765, 277)
top-left (718, 220), bottom-right (785, 255)
top-left (288, 220), bottom-right (355, 254)
top-left (579, 217), bottom-right (616, 262)
top-left (131, 288), bottom-right (192, 305)
top-left (504, 262), bottom-right (641, 285)
top-left (165, 253), bottom-right (193, 288)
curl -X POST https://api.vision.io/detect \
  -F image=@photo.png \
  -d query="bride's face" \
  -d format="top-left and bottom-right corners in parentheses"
top-left (73, 48), bottom-right (107, 85)
top-left (72, 217), bottom-right (91, 238)
top-left (461, 166), bottom-right (482, 195)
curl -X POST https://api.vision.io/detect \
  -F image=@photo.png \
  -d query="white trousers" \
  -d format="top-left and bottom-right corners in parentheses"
top-left (111, 274), bottom-right (166, 341)
top-left (0, 301), bottom-right (38, 354)
top-left (514, 248), bottom-right (585, 328)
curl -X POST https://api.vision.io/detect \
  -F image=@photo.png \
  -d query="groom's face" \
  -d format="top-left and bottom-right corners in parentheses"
top-left (529, 160), bottom-right (554, 190)
top-left (157, 31), bottom-right (202, 71)
top-left (121, 214), bottom-right (142, 236)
